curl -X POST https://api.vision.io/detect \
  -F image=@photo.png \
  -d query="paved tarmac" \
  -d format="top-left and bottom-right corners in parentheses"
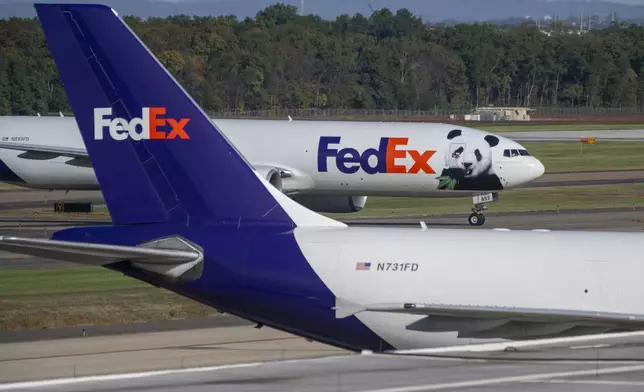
top-left (345, 207), bottom-right (644, 231)
top-left (6, 334), bottom-right (644, 391)
top-left (0, 189), bottom-right (102, 210)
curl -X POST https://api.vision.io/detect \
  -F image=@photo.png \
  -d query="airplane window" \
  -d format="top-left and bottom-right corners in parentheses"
top-left (504, 149), bottom-right (532, 158)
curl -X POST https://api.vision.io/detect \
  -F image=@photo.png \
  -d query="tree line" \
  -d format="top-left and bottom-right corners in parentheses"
top-left (1, 3), bottom-right (644, 116)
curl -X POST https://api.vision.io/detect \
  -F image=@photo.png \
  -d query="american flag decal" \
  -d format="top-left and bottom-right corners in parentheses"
top-left (356, 262), bottom-right (371, 271)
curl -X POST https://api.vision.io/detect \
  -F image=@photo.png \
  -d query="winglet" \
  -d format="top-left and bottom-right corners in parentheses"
top-left (332, 297), bottom-right (365, 319)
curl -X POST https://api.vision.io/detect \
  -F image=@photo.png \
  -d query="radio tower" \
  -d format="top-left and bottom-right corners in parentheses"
top-left (300, 0), bottom-right (305, 16)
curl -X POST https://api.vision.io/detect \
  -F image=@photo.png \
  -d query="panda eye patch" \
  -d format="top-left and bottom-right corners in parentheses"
top-left (475, 149), bottom-right (482, 161)
top-left (447, 130), bottom-right (462, 140)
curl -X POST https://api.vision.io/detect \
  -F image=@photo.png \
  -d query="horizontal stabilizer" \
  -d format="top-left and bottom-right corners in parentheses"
top-left (0, 236), bottom-right (203, 283)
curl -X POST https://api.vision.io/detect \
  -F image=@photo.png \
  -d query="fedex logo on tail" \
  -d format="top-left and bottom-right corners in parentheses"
top-left (93, 108), bottom-right (190, 140)
top-left (318, 136), bottom-right (436, 174)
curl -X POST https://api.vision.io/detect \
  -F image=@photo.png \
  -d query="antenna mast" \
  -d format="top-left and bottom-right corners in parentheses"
top-left (300, 0), bottom-right (304, 16)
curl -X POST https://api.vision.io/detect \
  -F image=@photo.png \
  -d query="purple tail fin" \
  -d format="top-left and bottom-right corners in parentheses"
top-left (35, 4), bottom-right (292, 226)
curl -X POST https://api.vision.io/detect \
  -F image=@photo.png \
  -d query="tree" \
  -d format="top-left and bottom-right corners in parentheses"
top-left (1, 5), bottom-right (644, 115)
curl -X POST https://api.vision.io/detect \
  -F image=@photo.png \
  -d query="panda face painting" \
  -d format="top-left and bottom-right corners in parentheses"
top-left (437, 129), bottom-right (504, 191)
top-left (460, 138), bottom-right (493, 178)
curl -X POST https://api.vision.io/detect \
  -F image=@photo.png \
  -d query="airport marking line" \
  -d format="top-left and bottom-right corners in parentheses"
top-left (0, 355), bottom-right (350, 390)
top-left (0, 362), bottom-right (263, 390)
top-left (530, 379), bottom-right (644, 387)
top-left (4, 355), bottom-right (644, 391)
top-left (357, 363), bottom-right (644, 392)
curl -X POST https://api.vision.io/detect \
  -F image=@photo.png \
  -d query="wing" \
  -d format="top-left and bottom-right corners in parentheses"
top-left (0, 142), bottom-right (88, 158)
top-left (0, 236), bottom-right (203, 284)
top-left (390, 329), bottom-right (644, 357)
top-left (0, 142), bottom-right (91, 168)
top-left (334, 299), bottom-right (644, 340)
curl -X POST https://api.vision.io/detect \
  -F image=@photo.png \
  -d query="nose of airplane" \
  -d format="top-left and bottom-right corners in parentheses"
top-left (529, 158), bottom-right (545, 180)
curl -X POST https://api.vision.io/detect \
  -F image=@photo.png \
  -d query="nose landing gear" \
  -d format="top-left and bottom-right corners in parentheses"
top-left (468, 193), bottom-right (499, 226)
top-left (468, 209), bottom-right (486, 226)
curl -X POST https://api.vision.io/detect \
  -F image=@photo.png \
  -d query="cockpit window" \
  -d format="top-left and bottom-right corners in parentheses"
top-left (503, 149), bottom-right (531, 157)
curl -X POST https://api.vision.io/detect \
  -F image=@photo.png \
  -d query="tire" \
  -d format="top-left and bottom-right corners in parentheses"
top-left (468, 213), bottom-right (485, 226)
top-left (468, 213), bottom-right (479, 226)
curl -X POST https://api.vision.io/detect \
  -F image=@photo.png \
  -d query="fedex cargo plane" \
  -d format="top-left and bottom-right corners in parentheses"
top-left (0, 115), bottom-right (543, 225)
top-left (2, 3), bottom-right (644, 356)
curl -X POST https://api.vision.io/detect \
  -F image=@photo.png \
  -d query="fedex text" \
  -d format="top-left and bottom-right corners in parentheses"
top-left (317, 136), bottom-right (435, 175)
top-left (94, 107), bottom-right (190, 141)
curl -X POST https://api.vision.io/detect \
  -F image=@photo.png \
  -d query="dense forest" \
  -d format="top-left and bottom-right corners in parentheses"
top-left (1, 4), bottom-right (644, 116)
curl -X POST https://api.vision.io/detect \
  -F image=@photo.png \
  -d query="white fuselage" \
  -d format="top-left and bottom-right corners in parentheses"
top-left (0, 117), bottom-right (544, 195)
top-left (297, 225), bottom-right (644, 349)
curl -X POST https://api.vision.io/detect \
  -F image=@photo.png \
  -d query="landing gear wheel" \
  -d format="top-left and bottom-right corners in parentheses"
top-left (468, 213), bottom-right (485, 226)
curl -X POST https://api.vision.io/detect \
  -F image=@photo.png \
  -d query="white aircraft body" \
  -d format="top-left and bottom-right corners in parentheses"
top-left (0, 116), bottom-right (544, 225)
top-left (3, 3), bottom-right (643, 358)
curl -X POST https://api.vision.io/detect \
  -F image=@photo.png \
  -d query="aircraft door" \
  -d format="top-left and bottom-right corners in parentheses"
top-left (448, 143), bottom-right (466, 169)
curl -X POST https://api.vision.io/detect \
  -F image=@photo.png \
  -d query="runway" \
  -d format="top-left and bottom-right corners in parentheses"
top-left (6, 327), bottom-right (644, 391)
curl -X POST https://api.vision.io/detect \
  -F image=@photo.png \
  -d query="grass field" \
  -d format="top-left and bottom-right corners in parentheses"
top-left (523, 142), bottom-right (644, 172)
top-left (477, 123), bottom-right (644, 132)
top-left (0, 267), bottom-right (216, 332)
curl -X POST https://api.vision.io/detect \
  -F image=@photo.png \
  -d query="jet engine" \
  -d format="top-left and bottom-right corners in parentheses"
top-left (255, 165), bottom-right (283, 192)
top-left (291, 195), bottom-right (367, 213)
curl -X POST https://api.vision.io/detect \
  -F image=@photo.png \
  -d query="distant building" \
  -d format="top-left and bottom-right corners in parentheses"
top-left (470, 107), bottom-right (534, 122)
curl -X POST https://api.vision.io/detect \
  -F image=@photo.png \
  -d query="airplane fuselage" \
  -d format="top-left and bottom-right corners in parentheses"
top-left (55, 222), bottom-right (644, 352)
top-left (0, 117), bottom-right (544, 197)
